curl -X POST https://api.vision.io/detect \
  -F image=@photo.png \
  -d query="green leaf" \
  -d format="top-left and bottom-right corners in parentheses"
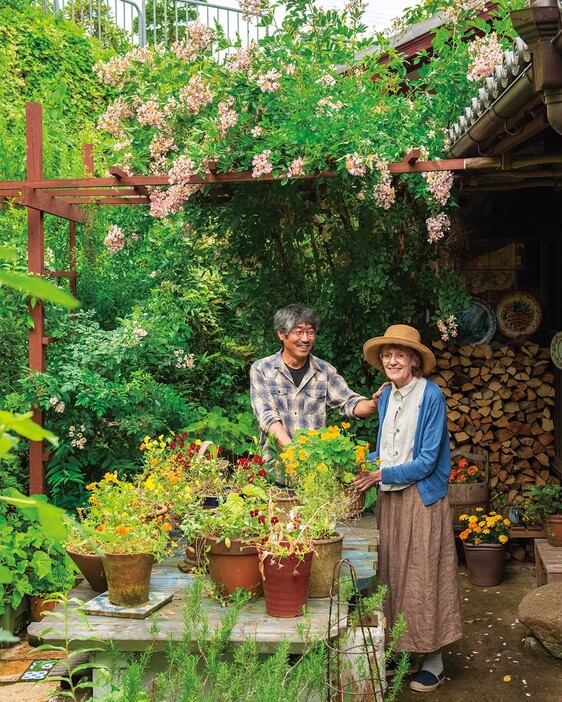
top-left (0, 271), bottom-right (79, 308)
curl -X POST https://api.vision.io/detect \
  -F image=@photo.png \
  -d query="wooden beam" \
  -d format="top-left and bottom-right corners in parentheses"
top-left (109, 166), bottom-right (150, 196)
top-left (19, 187), bottom-right (84, 222)
top-left (26, 102), bottom-right (46, 496)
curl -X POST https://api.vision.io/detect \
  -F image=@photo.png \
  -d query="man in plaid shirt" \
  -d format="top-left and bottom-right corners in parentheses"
top-left (250, 304), bottom-right (382, 464)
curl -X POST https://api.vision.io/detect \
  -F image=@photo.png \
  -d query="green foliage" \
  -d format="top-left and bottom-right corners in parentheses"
top-left (0, 489), bottom-right (76, 611)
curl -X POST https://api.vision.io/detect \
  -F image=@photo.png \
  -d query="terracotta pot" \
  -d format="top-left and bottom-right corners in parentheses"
top-left (463, 543), bottom-right (505, 587)
top-left (29, 596), bottom-right (57, 622)
top-left (66, 549), bottom-right (108, 592)
top-left (260, 548), bottom-right (313, 617)
top-left (205, 537), bottom-right (262, 597)
top-left (309, 532), bottom-right (344, 598)
top-left (102, 553), bottom-right (154, 607)
top-left (448, 482), bottom-right (489, 531)
top-left (272, 489), bottom-right (297, 523)
top-left (545, 514), bottom-right (562, 547)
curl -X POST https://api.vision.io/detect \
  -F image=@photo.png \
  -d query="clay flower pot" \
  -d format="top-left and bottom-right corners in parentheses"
top-left (102, 553), bottom-right (154, 607)
top-left (204, 537), bottom-right (263, 597)
top-left (260, 548), bottom-right (313, 617)
top-left (545, 514), bottom-right (562, 547)
top-left (29, 596), bottom-right (57, 622)
top-left (309, 532), bottom-right (344, 598)
top-left (463, 543), bottom-right (506, 587)
top-left (66, 549), bottom-right (108, 592)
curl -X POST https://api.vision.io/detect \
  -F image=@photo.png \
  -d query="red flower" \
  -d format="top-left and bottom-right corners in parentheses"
top-left (270, 516), bottom-right (279, 525)
top-left (258, 515), bottom-right (265, 524)
top-left (247, 472), bottom-right (255, 483)
top-left (258, 469), bottom-right (267, 478)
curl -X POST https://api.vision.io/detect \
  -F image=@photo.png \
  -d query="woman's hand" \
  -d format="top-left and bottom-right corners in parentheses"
top-left (353, 469), bottom-right (382, 492)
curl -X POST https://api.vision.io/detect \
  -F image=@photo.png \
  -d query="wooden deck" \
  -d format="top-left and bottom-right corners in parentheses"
top-left (28, 514), bottom-right (379, 655)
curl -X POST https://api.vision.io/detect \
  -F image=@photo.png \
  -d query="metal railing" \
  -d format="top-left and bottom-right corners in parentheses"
top-left (35, 0), bottom-right (269, 48)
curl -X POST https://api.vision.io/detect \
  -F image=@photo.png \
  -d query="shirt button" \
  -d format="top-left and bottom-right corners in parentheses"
top-left (394, 451), bottom-right (398, 456)
top-left (395, 428), bottom-right (400, 433)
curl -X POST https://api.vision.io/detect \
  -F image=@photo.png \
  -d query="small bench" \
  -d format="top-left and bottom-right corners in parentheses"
top-left (534, 539), bottom-right (562, 586)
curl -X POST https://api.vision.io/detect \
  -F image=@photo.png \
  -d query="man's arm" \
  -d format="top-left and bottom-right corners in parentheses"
top-left (353, 383), bottom-right (390, 418)
top-left (250, 363), bottom-right (290, 448)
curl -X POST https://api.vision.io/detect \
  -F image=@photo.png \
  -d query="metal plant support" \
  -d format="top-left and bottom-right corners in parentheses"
top-left (326, 559), bottom-right (386, 702)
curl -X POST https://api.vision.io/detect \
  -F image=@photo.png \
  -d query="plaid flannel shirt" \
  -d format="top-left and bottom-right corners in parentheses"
top-left (250, 351), bottom-right (366, 458)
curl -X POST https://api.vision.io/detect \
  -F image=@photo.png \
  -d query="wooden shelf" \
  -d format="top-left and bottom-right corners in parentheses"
top-left (509, 525), bottom-right (547, 539)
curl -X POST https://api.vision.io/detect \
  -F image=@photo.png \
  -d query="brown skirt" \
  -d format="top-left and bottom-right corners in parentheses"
top-left (376, 484), bottom-right (463, 653)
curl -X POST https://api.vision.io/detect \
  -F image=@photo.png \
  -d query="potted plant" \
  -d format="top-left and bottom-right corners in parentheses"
top-left (524, 484), bottom-right (562, 546)
top-left (140, 434), bottom-right (229, 512)
top-left (277, 423), bottom-right (370, 517)
top-left (180, 484), bottom-right (269, 597)
top-left (294, 471), bottom-right (354, 598)
top-left (257, 514), bottom-right (315, 618)
top-left (27, 553), bottom-right (77, 622)
top-left (448, 455), bottom-right (489, 531)
top-left (78, 472), bottom-right (173, 606)
top-left (458, 508), bottom-right (511, 586)
top-left (0, 489), bottom-right (78, 626)
top-left (65, 519), bottom-right (108, 593)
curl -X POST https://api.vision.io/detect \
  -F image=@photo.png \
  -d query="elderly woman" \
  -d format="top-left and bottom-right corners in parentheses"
top-left (354, 324), bottom-right (463, 693)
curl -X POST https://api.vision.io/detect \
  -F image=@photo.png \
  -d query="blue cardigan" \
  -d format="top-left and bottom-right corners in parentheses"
top-left (368, 379), bottom-right (451, 506)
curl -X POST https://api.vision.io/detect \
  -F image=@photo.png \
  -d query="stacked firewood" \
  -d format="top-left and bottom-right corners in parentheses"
top-left (432, 340), bottom-right (557, 559)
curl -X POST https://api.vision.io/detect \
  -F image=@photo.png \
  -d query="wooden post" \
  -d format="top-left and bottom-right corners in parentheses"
top-left (26, 102), bottom-right (46, 495)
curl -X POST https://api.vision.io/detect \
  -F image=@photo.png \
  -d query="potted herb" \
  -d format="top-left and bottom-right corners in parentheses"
top-left (458, 508), bottom-right (511, 586)
top-left (524, 484), bottom-right (562, 546)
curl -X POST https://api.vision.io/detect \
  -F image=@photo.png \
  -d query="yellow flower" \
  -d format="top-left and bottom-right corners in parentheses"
top-left (298, 450), bottom-right (308, 461)
top-left (341, 422), bottom-right (351, 430)
top-left (307, 430), bottom-right (319, 436)
top-left (316, 463), bottom-right (328, 473)
top-left (195, 439), bottom-right (201, 446)
top-left (503, 518), bottom-right (511, 526)
top-left (144, 436), bottom-right (150, 443)
top-left (475, 507), bottom-right (484, 512)
top-left (144, 475), bottom-right (156, 490)
top-left (499, 534), bottom-right (508, 544)
top-left (459, 514), bottom-right (469, 521)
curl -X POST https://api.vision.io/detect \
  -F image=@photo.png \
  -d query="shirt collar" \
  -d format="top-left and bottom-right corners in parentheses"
top-left (391, 375), bottom-right (419, 399)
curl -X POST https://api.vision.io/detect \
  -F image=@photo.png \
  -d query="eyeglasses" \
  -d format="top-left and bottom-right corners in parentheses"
top-left (379, 351), bottom-right (410, 363)
top-left (289, 328), bottom-right (317, 339)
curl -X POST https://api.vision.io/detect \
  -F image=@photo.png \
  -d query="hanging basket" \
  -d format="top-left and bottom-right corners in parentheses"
top-left (463, 543), bottom-right (506, 587)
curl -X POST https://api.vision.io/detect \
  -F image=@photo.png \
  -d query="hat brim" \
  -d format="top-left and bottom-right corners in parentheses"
top-left (363, 336), bottom-right (436, 376)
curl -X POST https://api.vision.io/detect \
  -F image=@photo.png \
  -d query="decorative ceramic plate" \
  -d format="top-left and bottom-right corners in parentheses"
top-left (496, 292), bottom-right (542, 339)
top-left (456, 297), bottom-right (497, 345)
top-left (550, 331), bottom-right (562, 370)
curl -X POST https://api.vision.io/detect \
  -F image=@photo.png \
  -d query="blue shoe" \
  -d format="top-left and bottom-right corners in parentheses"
top-left (409, 670), bottom-right (445, 692)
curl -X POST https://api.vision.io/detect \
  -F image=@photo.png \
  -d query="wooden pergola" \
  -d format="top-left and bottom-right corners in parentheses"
top-left (0, 101), bottom-right (546, 495)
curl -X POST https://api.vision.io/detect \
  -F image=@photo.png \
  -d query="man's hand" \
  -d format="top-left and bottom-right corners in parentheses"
top-left (372, 382), bottom-right (390, 407)
top-left (353, 469), bottom-right (382, 492)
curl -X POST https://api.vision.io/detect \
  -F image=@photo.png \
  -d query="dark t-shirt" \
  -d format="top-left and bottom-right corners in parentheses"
top-left (285, 356), bottom-right (310, 388)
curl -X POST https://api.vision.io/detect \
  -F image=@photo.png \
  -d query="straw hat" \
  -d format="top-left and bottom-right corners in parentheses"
top-left (363, 324), bottom-right (436, 376)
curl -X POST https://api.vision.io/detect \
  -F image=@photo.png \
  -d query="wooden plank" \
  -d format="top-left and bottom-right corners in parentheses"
top-left (534, 539), bottom-right (562, 586)
top-left (19, 187), bottom-right (84, 223)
